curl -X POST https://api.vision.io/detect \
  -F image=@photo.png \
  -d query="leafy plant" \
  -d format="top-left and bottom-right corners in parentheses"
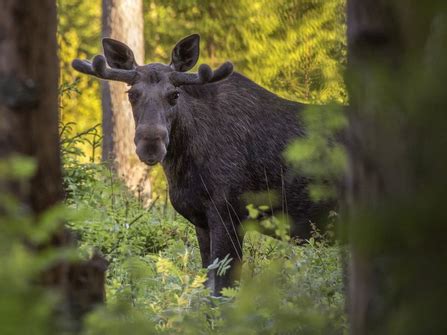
top-left (56, 118), bottom-right (348, 334)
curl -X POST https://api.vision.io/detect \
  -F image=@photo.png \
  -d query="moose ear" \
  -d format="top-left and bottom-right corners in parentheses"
top-left (170, 34), bottom-right (200, 72)
top-left (102, 38), bottom-right (137, 70)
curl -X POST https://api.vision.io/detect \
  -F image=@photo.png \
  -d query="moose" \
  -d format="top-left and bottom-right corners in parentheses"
top-left (72, 34), bottom-right (334, 296)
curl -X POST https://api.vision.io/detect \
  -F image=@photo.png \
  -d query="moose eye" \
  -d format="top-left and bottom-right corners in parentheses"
top-left (167, 91), bottom-right (180, 105)
top-left (127, 91), bottom-right (140, 104)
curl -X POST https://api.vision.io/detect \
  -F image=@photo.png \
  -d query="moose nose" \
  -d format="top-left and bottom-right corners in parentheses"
top-left (135, 138), bottom-right (167, 166)
top-left (134, 124), bottom-right (169, 165)
top-left (135, 124), bottom-right (168, 145)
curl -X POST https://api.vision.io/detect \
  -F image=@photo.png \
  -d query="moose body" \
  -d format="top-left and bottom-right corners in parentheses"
top-left (73, 34), bottom-right (333, 295)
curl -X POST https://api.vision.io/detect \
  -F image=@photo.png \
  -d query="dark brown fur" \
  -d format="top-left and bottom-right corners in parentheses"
top-left (73, 34), bottom-right (334, 296)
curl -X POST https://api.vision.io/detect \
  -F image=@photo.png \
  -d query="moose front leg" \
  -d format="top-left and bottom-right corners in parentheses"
top-left (195, 226), bottom-right (211, 268)
top-left (195, 226), bottom-right (218, 292)
top-left (207, 207), bottom-right (244, 296)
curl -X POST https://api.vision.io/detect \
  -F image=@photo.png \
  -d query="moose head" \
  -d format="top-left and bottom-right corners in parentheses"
top-left (72, 34), bottom-right (233, 165)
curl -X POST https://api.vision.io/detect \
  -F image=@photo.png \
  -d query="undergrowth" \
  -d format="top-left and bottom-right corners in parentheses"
top-left (60, 121), bottom-right (347, 334)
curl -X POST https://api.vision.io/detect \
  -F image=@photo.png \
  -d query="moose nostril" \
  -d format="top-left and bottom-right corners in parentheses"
top-left (142, 135), bottom-right (163, 143)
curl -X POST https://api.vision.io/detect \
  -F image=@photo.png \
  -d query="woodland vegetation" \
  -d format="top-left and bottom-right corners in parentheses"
top-left (1, 0), bottom-right (446, 334)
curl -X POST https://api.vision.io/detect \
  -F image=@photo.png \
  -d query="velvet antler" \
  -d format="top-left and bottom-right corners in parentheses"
top-left (71, 55), bottom-right (137, 84)
top-left (169, 61), bottom-right (233, 86)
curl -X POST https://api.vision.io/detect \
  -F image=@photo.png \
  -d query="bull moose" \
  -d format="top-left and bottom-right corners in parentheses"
top-left (72, 34), bottom-right (334, 296)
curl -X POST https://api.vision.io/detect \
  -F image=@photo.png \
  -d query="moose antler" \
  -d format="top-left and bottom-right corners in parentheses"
top-left (72, 54), bottom-right (233, 86)
top-left (71, 55), bottom-right (137, 84)
top-left (170, 62), bottom-right (233, 86)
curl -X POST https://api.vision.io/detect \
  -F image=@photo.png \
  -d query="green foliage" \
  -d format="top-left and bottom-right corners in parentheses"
top-left (0, 206), bottom-right (56, 335)
top-left (59, 130), bottom-right (347, 334)
top-left (0, 156), bottom-right (79, 335)
top-left (285, 104), bottom-right (347, 200)
top-left (245, 204), bottom-right (292, 242)
top-left (0, 122), bottom-right (346, 334)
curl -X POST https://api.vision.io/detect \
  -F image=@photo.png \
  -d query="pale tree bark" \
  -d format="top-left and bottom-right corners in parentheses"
top-left (346, 0), bottom-right (447, 334)
top-left (0, 0), bottom-right (106, 331)
top-left (102, 0), bottom-right (151, 199)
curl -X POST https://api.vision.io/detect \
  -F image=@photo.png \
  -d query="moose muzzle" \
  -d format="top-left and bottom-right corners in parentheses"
top-left (134, 124), bottom-right (168, 166)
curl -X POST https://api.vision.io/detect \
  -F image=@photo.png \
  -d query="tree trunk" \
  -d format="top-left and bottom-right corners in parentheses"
top-left (101, 0), bottom-right (151, 199)
top-left (0, 0), bottom-right (63, 209)
top-left (346, 1), bottom-right (447, 334)
top-left (0, 0), bottom-right (106, 331)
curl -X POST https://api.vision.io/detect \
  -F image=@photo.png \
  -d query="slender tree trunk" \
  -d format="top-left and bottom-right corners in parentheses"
top-left (101, 0), bottom-right (151, 198)
top-left (0, 0), bottom-right (106, 331)
top-left (346, 1), bottom-right (447, 334)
